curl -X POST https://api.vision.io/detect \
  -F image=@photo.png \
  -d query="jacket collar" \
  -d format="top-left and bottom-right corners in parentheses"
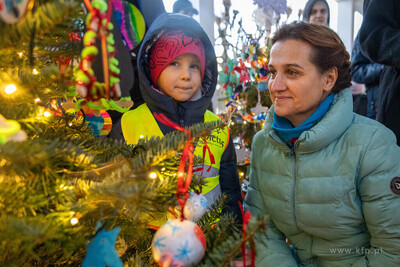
top-left (265, 88), bottom-right (354, 153)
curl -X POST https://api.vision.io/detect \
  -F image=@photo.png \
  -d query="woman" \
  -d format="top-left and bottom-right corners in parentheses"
top-left (244, 22), bottom-right (400, 266)
top-left (303, 0), bottom-right (330, 27)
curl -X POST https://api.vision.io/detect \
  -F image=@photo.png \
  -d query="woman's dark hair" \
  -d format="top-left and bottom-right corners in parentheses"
top-left (271, 21), bottom-right (352, 93)
top-left (303, 0), bottom-right (330, 26)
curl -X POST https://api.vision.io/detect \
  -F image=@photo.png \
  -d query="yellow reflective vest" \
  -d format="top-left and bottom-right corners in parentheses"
top-left (121, 103), bottom-right (229, 210)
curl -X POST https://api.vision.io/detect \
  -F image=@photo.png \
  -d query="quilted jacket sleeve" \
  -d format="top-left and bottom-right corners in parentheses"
top-left (353, 126), bottom-right (400, 266)
top-left (244, 133), bottom-right (298, 267)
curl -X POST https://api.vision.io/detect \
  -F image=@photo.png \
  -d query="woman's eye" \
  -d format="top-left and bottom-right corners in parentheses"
top-left (269, 71), bottom-right (277, 79)
top-left (170, 61), bottom-right (178, 66)
top-left (191, 64), bottom-right (200, 69)
top-left (287, 70), bottom-right (298, 76)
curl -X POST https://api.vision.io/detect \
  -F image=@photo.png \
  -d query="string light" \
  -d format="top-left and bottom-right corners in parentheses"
top-left (161, 167), bottom-right (166, 171)
top-left (4, 84), bottom-right (17, 94)
top-left (139, 135), bottom-right (144, 139)
top-left (231, 122), bottom-right (235, 125)
top-left (149, 172), bottom-right (157, 179)
top-left (43, 111), bottom-right (51, 117)
top-left (239, 172), bottom-right (245, 177)
top-left (32, 68), bottom-right (39, 75)
top-left (34, 98), bottom-right (40, 102)
top-left (70, 218), bottom-right (79, 225)
top-left (243, 121), bottom-right (247, 125)
top-left (0, 159), bottom-right (6, 167)
top-left (18, 52), bottom-right (23, 57)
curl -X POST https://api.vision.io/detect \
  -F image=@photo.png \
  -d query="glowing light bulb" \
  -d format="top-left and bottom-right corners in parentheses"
top-left (0, 159), bottom-right (6, 167)
top-left (240, 172), bottom-right (245, 177)
top-left (18, 52), bottom-right (23, 57)
top-left (34, 98), bottom-right (40, 102)
top-left (231, 122), bottom-right (235, 125)
top-left (161, 167), bottom-right (166, 171)
top-left (43, 111), bottom-right (51, 117)
top-left (32, 68), bottom-right (39, 75)
top-left (70, 218), bottom-right (79, 225)
top-left (139, 135), bottom-right (144, 139)
top-left (5, 84), bottom-right (17, 94)
top-left (149, 172), bottom-right (157, 179)
top-left (243, 121), bottom-right (247, 124)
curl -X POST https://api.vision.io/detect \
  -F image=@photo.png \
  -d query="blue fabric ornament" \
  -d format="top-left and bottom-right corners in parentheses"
top-left (82, 225), bottom-right (123, 267)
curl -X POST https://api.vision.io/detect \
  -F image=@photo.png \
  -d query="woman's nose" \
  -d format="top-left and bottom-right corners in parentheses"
top-left (269, 74), bottom-right (286, 91)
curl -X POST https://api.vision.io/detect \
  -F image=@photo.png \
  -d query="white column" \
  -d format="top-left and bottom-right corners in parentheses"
top-left (192, 0), bottom-right (221, 113)
top-left (191, 0), bottom-right (215, 46)
top-left (335, 0), bottom-right (355, 54)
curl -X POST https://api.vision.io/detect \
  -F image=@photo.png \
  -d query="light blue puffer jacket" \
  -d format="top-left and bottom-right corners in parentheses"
top-left (244, 89), bottom-right (400, 266)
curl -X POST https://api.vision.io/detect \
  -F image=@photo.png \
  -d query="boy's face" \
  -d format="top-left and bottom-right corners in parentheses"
top-left (157, 53), bottom-right (202, 102)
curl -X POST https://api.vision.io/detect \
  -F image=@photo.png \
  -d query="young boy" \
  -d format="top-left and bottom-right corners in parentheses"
top-left (121, 13), bottom-right (242, 224)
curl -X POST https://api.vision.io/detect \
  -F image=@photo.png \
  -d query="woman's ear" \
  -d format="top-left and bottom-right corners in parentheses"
top-left (323, 67), bottom-right (338, 92)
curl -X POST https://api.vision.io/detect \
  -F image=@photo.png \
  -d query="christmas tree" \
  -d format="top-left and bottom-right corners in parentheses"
top-left (0, 0), bottom-right (267, 266)
top-left (216, 0), bottom-right (289, 188)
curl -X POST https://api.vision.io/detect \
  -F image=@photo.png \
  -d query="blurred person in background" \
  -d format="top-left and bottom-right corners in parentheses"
top-left (172, 0), bottom-right (198, 17)
top-left (350, 31), bottom-right (383, 119)
top-left (302, 0), bottom-right (330, 27)
top-left (359, 0), bottom-right (400, 145)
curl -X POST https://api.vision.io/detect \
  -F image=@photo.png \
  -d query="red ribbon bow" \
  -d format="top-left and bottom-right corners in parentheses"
top-left (238, 201), bottom-right (255, 267)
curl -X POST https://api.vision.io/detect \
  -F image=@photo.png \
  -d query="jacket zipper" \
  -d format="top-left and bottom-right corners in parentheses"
top-left (292, 143), bottom-right (299, 230)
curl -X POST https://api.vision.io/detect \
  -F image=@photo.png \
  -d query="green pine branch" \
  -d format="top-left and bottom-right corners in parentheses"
top-left (0, 0), bottom-right (83, 49)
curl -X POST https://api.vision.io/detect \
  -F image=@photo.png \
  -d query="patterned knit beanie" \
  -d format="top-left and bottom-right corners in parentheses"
top-left (149, 30), bottom-right (205, 88)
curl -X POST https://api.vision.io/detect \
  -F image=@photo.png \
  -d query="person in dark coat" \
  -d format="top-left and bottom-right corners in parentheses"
top-left (359, 0), bottom-right (400, 145)
top-left (351, 32), bottom-right (383, 119)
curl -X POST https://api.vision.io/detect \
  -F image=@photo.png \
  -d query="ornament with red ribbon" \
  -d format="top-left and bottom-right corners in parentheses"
top-left (238, 201), bottom-right (256, 267)
top-left (151, 113), bottom-right (208, 266)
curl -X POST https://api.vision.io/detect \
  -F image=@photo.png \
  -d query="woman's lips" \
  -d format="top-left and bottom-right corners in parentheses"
top-left (275, 96), bottom-right (290, 101)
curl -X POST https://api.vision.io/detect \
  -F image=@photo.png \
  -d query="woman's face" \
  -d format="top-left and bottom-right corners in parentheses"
top-left (268, 39), bottom-right (337, 127)
top-left (309, 1), bottom-right (329, 26)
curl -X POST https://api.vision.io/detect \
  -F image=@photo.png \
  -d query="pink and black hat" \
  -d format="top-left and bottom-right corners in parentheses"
top-left (148, 30), bottom-right (206, 87)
